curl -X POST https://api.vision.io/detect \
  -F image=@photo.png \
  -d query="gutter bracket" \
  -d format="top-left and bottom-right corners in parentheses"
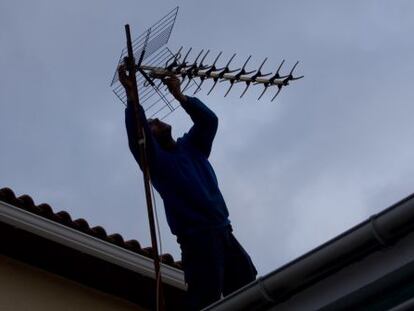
top-left (258, 277), bottom-right (276, 304)
top-left (369, 215), bottom-right (389, 248)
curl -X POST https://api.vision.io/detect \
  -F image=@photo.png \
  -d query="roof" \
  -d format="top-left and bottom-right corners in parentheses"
top-left (0, 187), bottom-right (186, 310)
top-left (0, 187), bottom-right (182, 270)
top-left (205, 192), bottom-right (414, 310)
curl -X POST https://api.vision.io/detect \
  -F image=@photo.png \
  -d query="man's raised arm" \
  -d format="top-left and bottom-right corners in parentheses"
top-left (163, 76), bottom-right (218, 157)
top-left (119, 65), bottom-right (156, 170)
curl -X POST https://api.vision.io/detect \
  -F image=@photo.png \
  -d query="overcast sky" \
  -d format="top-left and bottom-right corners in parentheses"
top-left (1, 0), bottom-right (414, 275)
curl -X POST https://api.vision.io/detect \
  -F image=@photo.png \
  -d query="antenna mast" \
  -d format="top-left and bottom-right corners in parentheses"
top-left (124, 24), bottom-right (165, 311)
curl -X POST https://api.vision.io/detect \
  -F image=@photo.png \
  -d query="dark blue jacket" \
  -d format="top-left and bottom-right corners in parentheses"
top-left (125, 97), bottom-right (230, 236)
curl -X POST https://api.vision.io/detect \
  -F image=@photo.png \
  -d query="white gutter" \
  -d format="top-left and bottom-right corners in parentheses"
top-left (0, 200), bottom-right (185, 290)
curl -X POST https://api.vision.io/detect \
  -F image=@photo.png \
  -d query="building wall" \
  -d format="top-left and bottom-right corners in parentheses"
top-left (0, 255), bottom-right (145, 311)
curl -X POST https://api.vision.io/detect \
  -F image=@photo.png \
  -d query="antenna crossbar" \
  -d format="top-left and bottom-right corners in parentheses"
top-left (141, 65), bottom-right (288, 86)
top-left (136, 48), bottom-right (303, 102)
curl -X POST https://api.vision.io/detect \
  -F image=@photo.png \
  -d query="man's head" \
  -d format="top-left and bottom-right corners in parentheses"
top-left (148, 118), bottom-right (175, 149)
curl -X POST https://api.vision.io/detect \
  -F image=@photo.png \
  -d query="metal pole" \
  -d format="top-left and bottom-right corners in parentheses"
top-left (124, 24), bottom-right (164, 311)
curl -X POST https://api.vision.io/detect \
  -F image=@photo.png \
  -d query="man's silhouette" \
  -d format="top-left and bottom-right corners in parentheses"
top-left (119, 65), bottom-right (257, 310)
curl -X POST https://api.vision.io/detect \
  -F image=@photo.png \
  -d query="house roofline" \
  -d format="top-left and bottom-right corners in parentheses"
top-left (204, 192), bottom-right (414, 310)
top-left (0, 200), bottom-right (185, 289)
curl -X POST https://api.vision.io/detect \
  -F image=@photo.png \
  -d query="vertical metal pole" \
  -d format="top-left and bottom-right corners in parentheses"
top-left (124, 24), bottom-right (164, 311)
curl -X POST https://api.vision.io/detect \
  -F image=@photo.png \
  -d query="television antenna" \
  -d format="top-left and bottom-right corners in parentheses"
top-left (111, 7), bottom-right (303, 120)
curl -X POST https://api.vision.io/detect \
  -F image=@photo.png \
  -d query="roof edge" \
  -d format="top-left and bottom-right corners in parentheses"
top-left (204, 191), bottom-right (414, 310)
top-left (0, 200), bottom-right (185, 289)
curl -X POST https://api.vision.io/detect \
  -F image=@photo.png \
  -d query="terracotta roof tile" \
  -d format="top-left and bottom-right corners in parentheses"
top-left (91, 225), bottom-right (108, 239)
top-left (107, 233), bottom-right (125, 246)
top-left (55, 210), bottom-right (72, 225)
top-left (125, 239), bottom-right (141, 252)
top-left (160, 253), bottom-right (175, 266)
top-left (142, 246), bottom-right (154, 257)
top-left (37, 203), bottom-right (54, 218)
top-left (73, 218), bottom-right (91, 234)
top-left (0, 187), bottom-right (182, 270)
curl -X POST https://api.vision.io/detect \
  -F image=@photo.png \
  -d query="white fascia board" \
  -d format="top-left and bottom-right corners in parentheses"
top-left (0, 200), bottom-right (185, 290)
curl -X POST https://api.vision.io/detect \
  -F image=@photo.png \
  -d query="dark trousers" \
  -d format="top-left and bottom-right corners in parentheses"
top-left (177, 226), bottom-right (257, 311)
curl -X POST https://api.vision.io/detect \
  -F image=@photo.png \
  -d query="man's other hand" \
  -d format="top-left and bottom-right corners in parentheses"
top-left (118, 63), bottom-right (137, 102)
top-left (162, 75), bottom-right (187, 103)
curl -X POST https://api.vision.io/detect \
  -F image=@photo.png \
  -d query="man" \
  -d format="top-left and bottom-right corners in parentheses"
top-left (119, 64), bottom-right (257, 310)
